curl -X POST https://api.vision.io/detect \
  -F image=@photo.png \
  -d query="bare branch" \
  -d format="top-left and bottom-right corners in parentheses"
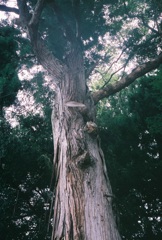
top-left (107, 48), bottom-right (126, 73)
top-left (99, 54), bottom-right (130, 90)
top-left (123, 0), bottom-right (159, 35)
top-left (86, 48), bottom-right (126, 80)
top-left (101, 64), bottom-right (126, 88)
top-left (85, 61), bottom-right (99, 79)
top-left (93, 53), bottom-right (162, 104)
top-left (140, 14), bottom-right (159, 35)
top-left (17, 0), bottom-right (44, 29)
top-left (29, 0), bottom-right (45, 27)
top-left (0, 4), bottom-right (19, 14)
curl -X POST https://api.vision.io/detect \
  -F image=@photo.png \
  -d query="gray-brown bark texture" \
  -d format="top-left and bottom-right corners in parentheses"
top-left (1, 1), bottom-right (162, 239)
top-left (15, 1), bottom-right (121, 238)
top-left (51, 46), bottom-right (121, 240)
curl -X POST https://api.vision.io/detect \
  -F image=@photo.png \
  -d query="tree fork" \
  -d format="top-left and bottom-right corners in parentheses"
top-left (1, 1), bottom-right (162, 239)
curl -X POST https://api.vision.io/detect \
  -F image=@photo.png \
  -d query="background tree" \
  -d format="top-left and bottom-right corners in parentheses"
top-left (1, 0), bottom-right (162, 239)
top-left (0, 25), bottom-right (21, 115)
top-left (0, 24), bottom-right (21, 187)
top-left (0, 70), bottom-right (54, 239)
top-left (97, 68), bottom-right (162, 239)
top-left (0, 27), bottom-right (54, 239)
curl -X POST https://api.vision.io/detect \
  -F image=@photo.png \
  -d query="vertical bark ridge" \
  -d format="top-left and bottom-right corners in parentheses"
top-left (51, 47), bottom-right (121, 239)
top-left (52, 83), bottom-right (121, 239)
top-left (65, 45), bottom-right (86, 102)
top-left (52, 85), bottom-right (86, 239)
top-left (83, 135), bottom-right (121, 240)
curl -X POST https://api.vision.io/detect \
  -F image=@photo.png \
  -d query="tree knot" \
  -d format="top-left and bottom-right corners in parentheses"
top-left (76, 151), bottom-right (94, 169)
top-left (84, 121), bottom-right (98, 135)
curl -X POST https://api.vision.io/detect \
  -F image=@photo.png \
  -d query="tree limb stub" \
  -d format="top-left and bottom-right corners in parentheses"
top-left (93, 53), bottom-right (162, 104)
top-left (65, 101), bottom-right (86, 108)
top-left (76, 151), bottom-right (94, 169)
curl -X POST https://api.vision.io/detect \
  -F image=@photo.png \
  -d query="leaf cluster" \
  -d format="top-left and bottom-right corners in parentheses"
top-left (0, 26), bottom-right (21, 110)
top-left (98, 69), bottom-right (162, 239)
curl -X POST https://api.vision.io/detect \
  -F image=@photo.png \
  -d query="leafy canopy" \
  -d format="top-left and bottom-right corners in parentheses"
top-left (0, 25), bottom-right (21, 110)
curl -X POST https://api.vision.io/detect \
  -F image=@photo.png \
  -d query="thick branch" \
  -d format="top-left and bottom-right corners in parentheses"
top-left (0, 4), bottom-right (19, 14)
top-left (34, 39), bottom-right (64, 79)
top-left (29, 0), bottom-right (45, 27)
top-left (17, 0), bottom-right (30, 25)
top-left (16, 0), bottom-right (63, 79)
top-left (50, 2), bottom-right (75, 43)
top-left (17, 0), bottom-right (44, 30)
top-left (93, 53), bottom-right (162, 104)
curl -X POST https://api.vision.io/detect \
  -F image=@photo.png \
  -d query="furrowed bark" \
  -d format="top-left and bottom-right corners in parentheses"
top-left (2, 2), bottom-right (162, 239)
top-left (51, 46), bottom-right (121, 239)
top-left (17, 0), bottom-right (64, 79)
top-left (51, 98), bottom-right (121, 239)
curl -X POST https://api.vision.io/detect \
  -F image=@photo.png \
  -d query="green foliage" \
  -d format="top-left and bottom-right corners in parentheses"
top-left (23, 0), bottom-right (162, 74)
top-left (0, 113), bottom-right (53, 239)
top-left (28, 0), bottom-right (116, 65)
top-left (0, 68), bottom-right (54, 239)
top-left (106, 0), bottom-right (162, 64)
top-left (98, 70), bottom-right (162, 239)
top-left (1, 1), bottom-right (162, 239)
top-left (0, 26), bottom-right (21, 110)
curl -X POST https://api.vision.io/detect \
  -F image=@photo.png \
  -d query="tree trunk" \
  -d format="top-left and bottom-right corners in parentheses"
top-left (2, 2), bottom-right (162, 239)
top-left (51, 48), bottom-right (121, 240)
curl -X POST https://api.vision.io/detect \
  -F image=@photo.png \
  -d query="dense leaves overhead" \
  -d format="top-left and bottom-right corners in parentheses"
top-left (0, 26), bottom-right (21, 110)
top-left (0, 84), bottom-right (54, 239)
top-left (23, 1), bottom-right (128, 65)
top-left (36, 0), bottom-right (113, 62)
top-left (0, 119), bottom-right (53, 240)
top-left (1, 0), bottom-right (162, 78)
top-left (0, 0), bottom-right (162, 239)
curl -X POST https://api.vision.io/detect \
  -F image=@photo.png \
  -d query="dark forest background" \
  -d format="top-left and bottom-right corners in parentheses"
top-left (0, 24), bottom-right (162, 239)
